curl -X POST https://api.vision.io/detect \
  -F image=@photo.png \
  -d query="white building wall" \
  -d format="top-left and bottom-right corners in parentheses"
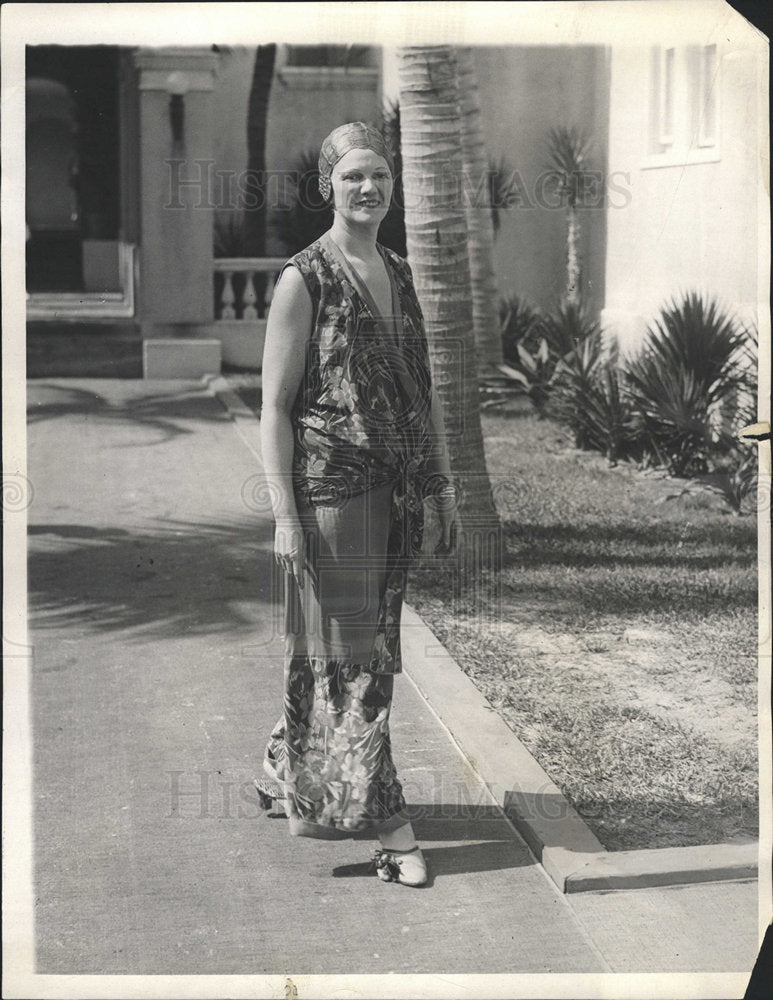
top-left (603, 41), bottom-right (765, 355)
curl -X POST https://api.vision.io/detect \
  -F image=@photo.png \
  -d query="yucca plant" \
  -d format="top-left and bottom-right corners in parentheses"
top-left (499, 294), bottom-right (544, 363)
top-left (660, 320), bottom-right (759, 513)
top-left (550, 332), bottom-right (636, 461)
top-left (540, 299), bottom-right (601, 359)
top-left (624, 293), bottom-right (749, 477)
top-left (494, 295), bottom-right (603, 415)
top-left (491, 295), bottom-right (552, 411)
top-left (722, 321), bottom-right (759, 440)
top-left (505, 337), bottom-right (554, 412)
top-left (544, 125), bottom-right (593, 306)
top-left (627, 365), bottom-right (722, 475)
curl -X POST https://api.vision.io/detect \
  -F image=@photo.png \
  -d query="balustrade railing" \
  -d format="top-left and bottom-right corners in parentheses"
top-left (214, 257), bottom-right (287, 321)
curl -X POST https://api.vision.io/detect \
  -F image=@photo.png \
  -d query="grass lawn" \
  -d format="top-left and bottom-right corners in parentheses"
top-left (409, 396), bottom-right (759, 851)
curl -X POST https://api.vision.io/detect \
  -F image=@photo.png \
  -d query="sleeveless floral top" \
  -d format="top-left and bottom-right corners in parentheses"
top-left (286, 232), bottom-right (435, 562)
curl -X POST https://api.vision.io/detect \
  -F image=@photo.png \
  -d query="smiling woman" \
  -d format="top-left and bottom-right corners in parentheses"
top-left (257, 122), bottom-right (460, 888)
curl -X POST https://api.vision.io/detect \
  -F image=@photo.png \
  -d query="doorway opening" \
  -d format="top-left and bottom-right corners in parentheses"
top-left (26, 46), bottom-right (122, 294)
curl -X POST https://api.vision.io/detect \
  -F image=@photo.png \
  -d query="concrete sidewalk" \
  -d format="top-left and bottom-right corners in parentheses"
top-left (26, 378), bottom-right (759, 980)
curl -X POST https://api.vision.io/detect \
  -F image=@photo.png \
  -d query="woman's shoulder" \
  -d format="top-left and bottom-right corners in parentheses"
top-left (286, 238), bottom-right (324, 269)
top-left (284, 236), bottom-right (340, 282)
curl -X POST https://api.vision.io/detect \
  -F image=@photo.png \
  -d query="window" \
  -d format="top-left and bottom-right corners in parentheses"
top-left (698, 44), bottom-right (718, 147)
top-left (645, 44), bottom-right (721, 168)
top-left (658, 47), bottom-right (675, 146)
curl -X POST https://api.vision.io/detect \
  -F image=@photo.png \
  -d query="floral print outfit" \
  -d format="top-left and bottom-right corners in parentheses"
top-left (265, 233), bottom-right (435, 838)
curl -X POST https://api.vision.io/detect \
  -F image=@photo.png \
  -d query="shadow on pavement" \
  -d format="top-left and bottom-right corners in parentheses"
top-left (27, 382), bottom-right (234, 443)
top-left (28, 519), bottom-right (279, 640)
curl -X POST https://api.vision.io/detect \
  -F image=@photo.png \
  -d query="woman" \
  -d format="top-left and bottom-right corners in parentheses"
top-left (258, 122), bottom-right (457, 887)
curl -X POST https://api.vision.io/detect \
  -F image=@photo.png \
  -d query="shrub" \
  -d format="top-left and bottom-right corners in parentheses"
top-left (214, 211), bottom-right (250, 258)
top-left (495, 295), bottom-right (604, 416)
top-left (659, 321), bottom-right (759, 514)
top-left (493, 295), bottom-right (552, 411)
top-left (499, 294), bottom-right (544, 363)
top-left (624, 292), bottom-right (749, 476)
top-left (540, 300), bottom-right (601, 359)
top-left (277, 148), bottom-right (334, 255)
top-left (550, 333), bottom-right (637, 461)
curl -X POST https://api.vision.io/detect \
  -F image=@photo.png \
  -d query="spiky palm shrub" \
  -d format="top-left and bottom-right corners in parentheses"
top-left (277, 149), bottom-right (333, 255)
top-left (684, 321), bottom-right (759, 514)
top-left (495, 296), bottom-right (603, 415)
top-left (722, 321), bottom-right (759, 442)
top-left (214, 211), bottom-right (249, 258)
top-left (624, 293), bottom-right (749, 477)
top-left (499, 294), bottom-right (543, 362)
top-left (493, 295), bottom-right (551, 411)
top-left (544, 126), bottom-right (592, 306)
top-left (540, 299), bottom-right (601, 360)
top-left (550, 333), bottom-right (636, 461)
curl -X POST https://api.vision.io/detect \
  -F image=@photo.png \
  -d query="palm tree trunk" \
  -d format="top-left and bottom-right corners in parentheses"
top-left (456, 47), bottom-right (502, 373)
top-left (565, 205), bottom-right (581, 306)
top-left (244, 44), bottom-right (276, 257)
top-left (398, 45), bottom-right (501, 574)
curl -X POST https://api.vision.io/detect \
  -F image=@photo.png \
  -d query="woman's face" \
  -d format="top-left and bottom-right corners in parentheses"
top-left (329, 148), bottom-right (393, 227)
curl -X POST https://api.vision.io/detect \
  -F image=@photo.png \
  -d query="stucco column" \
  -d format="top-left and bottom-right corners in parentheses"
top-left (134, 48), bottom-right (218, 340)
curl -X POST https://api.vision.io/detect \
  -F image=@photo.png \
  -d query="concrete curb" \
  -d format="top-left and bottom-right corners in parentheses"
top-left (211, 377), bottom-right (759, 895)
top-left (400, 605), bottom-right (758, 894)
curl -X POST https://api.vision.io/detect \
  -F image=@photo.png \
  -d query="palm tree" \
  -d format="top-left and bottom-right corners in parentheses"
top-left (243, 44), bottom-right (277, 257)
top-left (377, 100), bottom-right (407, 257)
top-left (456, 47), bottom-right (502, 373)
top-left (544, 125), bottom-right (592, 307)
top-left (397, 45), bottom-right (501, 571)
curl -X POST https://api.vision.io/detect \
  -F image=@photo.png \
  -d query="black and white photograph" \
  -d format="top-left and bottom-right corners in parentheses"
top-left (2, 2), bottom-right (771, 998)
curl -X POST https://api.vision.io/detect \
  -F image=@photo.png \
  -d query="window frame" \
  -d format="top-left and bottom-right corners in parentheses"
top-left (643, 43), bottom-right (722, 170)
top-left (697, 43), bottom-right (719, 149)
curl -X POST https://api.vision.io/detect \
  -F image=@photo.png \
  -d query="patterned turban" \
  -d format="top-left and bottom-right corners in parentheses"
top-left (318, 121), bottom-right (394, 201)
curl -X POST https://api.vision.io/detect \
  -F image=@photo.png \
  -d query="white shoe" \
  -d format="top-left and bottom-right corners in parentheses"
top-left (372, 846), bottom-right (428, 887)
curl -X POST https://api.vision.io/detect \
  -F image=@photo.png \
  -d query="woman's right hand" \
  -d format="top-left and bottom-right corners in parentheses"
top-left (274, 518), bottom-right (305, 591)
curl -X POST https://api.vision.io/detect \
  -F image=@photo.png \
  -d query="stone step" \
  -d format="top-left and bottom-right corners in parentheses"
top-left (27, 322), bottom-right (143, 378)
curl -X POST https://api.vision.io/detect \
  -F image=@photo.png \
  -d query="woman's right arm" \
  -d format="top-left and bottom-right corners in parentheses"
top-left (260, 265), bottom-right (313, 588)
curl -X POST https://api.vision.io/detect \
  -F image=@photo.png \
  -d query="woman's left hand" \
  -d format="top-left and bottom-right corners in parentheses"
top-left (434, 492), bottom-right (459, 555)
